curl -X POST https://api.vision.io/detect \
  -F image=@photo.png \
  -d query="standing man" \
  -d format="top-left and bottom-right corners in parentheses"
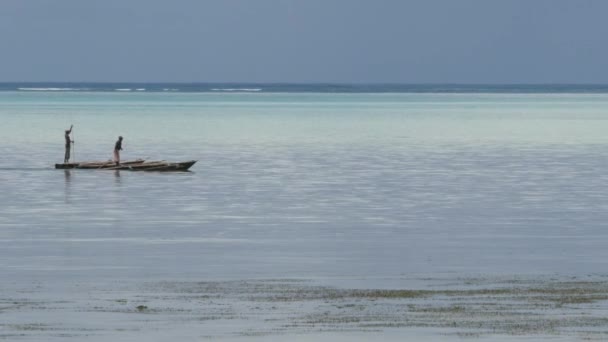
top-left (64, 125), bottom-right (73, 163)
top-left (114, 136), bottom-right (123, 165)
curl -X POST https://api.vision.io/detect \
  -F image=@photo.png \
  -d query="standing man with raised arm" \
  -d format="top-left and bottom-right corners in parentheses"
top-left (64, 124), bottom-right (73, 163)
top-left (114, 136), bottom-right (123, 165)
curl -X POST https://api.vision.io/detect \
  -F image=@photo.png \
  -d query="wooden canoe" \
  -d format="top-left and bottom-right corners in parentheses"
top-left (105, 160), bottom-right (197, 171)
top-left (55, 159), bottom-right (146, 169)
top-left (55, 159), bottom-right (196, 172)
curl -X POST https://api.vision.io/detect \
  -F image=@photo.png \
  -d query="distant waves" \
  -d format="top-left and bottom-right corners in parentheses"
top-left (18, 87), bottom-right (165, 92)
top-left (18, 87), bottom-right (86, 91)
top-left (14, 86), bottom-right (262, 93)
top-left (8, 83), bottom-right (608, 93)
top-left (211, 88), bottom-right (262, 92)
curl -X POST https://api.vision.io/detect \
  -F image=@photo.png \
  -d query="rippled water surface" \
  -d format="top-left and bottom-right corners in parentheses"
top-left (0, 91), bottom-right (608, 341)
top-left (3, 92), bottom-right (608, 281)
top-left (2, 92), bottom-right (608, 339)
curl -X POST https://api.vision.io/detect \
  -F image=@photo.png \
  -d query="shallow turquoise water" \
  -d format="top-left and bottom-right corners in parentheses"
top-left (2, 92), bottom-right (608, 283)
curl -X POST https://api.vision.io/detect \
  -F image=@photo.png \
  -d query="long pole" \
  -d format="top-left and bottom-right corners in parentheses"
top-left (72, 126), bottom-right (75, 164)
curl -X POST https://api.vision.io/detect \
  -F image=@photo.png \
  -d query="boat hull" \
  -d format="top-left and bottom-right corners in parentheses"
top-left (55, 160), bottom-right (196, 172)
top-left (55, 159), bottom-right (146, 169)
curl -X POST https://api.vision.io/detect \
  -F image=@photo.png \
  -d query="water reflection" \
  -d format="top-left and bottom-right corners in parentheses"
top-left (114, 170), bottom-right (121, 185)
top-left (64, 170), bottom-right (72, 203)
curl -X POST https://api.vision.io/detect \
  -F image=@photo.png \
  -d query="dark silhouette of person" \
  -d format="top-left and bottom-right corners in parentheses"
top-left (64, 125), bottom-right (73, 163)
top-left (113, 136), bottom-right (123, 165)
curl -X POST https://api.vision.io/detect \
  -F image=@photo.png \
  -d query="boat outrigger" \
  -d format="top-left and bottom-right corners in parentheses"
top-left (55, 159), bottom-right (196, 172)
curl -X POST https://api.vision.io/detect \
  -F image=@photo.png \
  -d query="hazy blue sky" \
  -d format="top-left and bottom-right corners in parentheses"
top-left (1, 0), bottom-right (607, 83)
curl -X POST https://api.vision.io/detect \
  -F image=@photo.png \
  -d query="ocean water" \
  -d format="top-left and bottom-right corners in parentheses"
top-left (3, 88), bottom-right (608, 279)
top-left (2, 86), bottom-right (608, 340)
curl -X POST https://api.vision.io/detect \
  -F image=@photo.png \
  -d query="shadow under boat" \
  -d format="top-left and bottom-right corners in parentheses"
top-left (55, 159), bottom-right (196, 172)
